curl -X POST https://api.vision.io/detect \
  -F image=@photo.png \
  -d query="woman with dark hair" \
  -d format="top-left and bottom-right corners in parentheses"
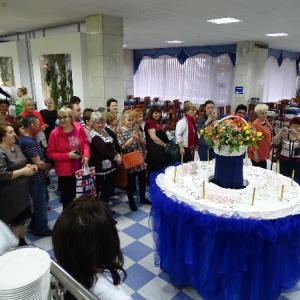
top-left (0, 121), bottom-right (37, 246)
top-left (0, 99), bottom-right (14, 123)
top-left (106, 98), bottom-right (118, 114)
top-left (52, 195), bottom-right (131, 300)
top-left (144, 105), bottom-right (169, 174)
top-left (272, 117), bottom-right (300, 180)
top-left (197, 100), bottom-right (216, 161)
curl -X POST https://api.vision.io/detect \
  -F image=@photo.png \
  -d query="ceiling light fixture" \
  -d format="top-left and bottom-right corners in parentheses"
top-left (265, 33), bottom-right (289, 37)
top-left (206, 17), bottom-right (242, 24)
top-left (123, 44), bottom-right (127, 47)
top-left (165, 40), bottom-right (184, 44)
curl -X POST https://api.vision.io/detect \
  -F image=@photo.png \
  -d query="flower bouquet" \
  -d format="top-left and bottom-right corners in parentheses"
top-left (200, 115), bottom-right (262, 156)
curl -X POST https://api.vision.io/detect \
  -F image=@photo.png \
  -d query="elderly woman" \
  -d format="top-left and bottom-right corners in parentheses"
top-left (39, 97), bottom-right (57, 142)
top-left (89, 111), bottom-right (121, 203)
top-left (117, 110), bottom-right (150, 211)
top-left (0, 122), bottom-right (37, 246)
top-left (175, 102), bottom-right (198, 163)
top-left (272, 117), bottom-right (300, 180)
top-left (47, 106), bottom-right (90, 209)
top-left (144, 105), bottom-right (169, 175)
top-left (0, 99), bottom-right (14, 123)
top-left (247, 103), bottom-right (272, 169)
top-left (52, 196), bottom-right (131, 300)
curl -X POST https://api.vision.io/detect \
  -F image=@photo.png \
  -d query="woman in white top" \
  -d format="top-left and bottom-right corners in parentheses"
top-left (52, 195), bottom-right (132, 300)
top-left (175, 102), bottom-right (198, 163)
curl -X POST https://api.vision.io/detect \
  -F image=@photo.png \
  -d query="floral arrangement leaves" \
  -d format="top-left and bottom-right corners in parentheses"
top-left (200, 115), bottom-right (262, 154)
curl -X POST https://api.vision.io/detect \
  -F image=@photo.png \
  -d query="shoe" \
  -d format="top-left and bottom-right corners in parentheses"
top-left (18, 238), bottom-right (28, 246)
top-left (32, 229), bottom-right (52, 237)
top-left (129, 203), bottom-right (137, 212)
top-left (140, 199), bottom-right (152, 205)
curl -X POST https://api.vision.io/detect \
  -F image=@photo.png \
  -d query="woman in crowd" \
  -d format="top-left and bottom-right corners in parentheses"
top-left (89, 111), bottom-right (121, 203)
top-left (39, 97), bottom-right (58, 142)
top-left (47, 107), bottom-right (90, 209)
top-left (272, 117), bottom-right (300, 180)
top-left (144, 105), bottom-right (169, 175)
top-left (175, 102), bottom-right (198, 163)
top-left (0, 99), bottom-right (14, 123)
top-left (15, 86), bottom-right (28, 116)
top-left (0, 122), bottom-right (37, 246)
top-left (52, 195), bottom-right (131, 300)
top-left (235, 104), bottom-right (248, 119)
top-left (247, 103), bottom-right (272, 169)
top-left (132, 108), bottom-right (145, 137)
top-left (197, 100), bottom-right (216, 161)
top-left (107, 98), bottom-right (118, 114)
top-left (82, 108), bottom-right (94, 138)
top-left (105, 111), bottom-right (121, 153)
top-left (117, 110), bottom-right (150, 211)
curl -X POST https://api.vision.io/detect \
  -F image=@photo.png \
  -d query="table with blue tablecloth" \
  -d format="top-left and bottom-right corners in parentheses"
top-left (149, 171), bottom-right (300, 300)
top-left (285, 107), bottom-right (300, 119)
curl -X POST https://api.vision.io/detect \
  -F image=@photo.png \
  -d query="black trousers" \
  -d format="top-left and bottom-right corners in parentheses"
top-left (95, 171), bottom-right (114, 203)
top-left (59, 175), bottom-right (76, 210)
top-left (182, 148), bottom-right (193, 163)
top-left (126, 169), bottom-right (147, 203)
top-left (250, 159), bottom-right (267, 169)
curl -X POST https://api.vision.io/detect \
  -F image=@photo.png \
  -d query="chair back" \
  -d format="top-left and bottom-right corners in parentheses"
top-left (248, 110), bottom-right (257, 122)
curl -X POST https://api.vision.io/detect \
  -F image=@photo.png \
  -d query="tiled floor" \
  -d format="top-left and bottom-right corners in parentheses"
top-left (24, 166), bottom-right (300, 300)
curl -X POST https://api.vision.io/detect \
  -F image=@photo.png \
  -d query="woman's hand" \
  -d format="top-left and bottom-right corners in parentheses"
top-left (22, 164), bottom-right (36, 176)
top-left (69, 151), bottom-right (81, 160)
top-left (179, 146), bottom-right (185, 155)
top-left (253, 151), bottom-right (260, 163)
top-left (114, 154), bottom-right (122, 165)
top-left (81, 157), bottom-right (89, 165)
top-left (131, 131), bottom-right (139, 140)
top-left (206, 113), bottom-right (216, 124)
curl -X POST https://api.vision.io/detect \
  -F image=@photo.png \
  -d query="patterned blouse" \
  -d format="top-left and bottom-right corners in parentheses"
top-left (116, 127), bottom-right (147, 173)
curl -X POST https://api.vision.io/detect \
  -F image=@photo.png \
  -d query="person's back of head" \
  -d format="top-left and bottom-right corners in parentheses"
top-left (69, 96), bottom-right (81, 105)
top-left (52, 195), bottom-right (126, 289)
top-left (82, 108), bottom-right (94, 126)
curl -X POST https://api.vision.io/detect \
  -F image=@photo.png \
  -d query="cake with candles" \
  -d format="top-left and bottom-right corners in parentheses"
top-left (156, 160), bottom-right (300, 220)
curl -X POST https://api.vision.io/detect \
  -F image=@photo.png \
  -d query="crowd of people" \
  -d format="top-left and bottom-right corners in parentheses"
top-left (1, 86), bottom-right (300, 298)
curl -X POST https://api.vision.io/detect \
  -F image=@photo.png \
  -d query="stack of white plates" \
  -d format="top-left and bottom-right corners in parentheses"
top-left (0, 247), bottom-right (52, 300)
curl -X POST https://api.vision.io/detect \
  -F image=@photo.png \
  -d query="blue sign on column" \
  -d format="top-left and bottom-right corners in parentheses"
top-left (235, 86), bottom-right (244, 94)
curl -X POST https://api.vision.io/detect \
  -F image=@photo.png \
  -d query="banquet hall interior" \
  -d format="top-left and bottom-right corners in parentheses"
top-left (1, 0), bottom-right (300, 299)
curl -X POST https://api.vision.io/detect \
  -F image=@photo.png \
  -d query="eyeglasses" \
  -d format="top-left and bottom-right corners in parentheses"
top-left (58, 116), bottom-right (71, 120)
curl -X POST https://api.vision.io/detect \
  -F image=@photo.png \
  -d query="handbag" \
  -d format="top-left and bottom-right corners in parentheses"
top-left (165, 141), bottom-right (180, 162)
top-left (121, 150), bottom-right (144, 170)
top-left (114, 164), bottom-right (128, 188)
top-left (75, 165), bottom-right (96, 198)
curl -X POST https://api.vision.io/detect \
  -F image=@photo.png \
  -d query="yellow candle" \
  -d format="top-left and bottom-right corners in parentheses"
top-left (280, 185), bottom-right (284, 202)
top-left (245, 153), bottom-right (248, 166)
top-left (276, 160), bottom-right (279, 174)
top-left (291, 170), bottom-right (295, 186)
top-left (181, 154), bottom-right (183, 165)
top-left (202, 180), bottom-right (205, 199)
top-left (173, 167), bottom-right (177, 183)
top-left (251, 188), bottom-right (256, 206)
top-left (207, 149), bottom-right (209, 163)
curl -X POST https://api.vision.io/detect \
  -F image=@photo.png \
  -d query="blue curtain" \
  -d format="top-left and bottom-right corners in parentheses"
top-left (134, 44), bottom-right (237, 74)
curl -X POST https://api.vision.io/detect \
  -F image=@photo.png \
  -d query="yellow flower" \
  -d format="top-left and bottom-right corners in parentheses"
top-left (246, 136), bottom-right (250, 140)
top-left (252, 138), bottom-right (256, 141)
top-left (246, 130), bottom-right (250, 134)
top-left (200, 129), bottom-right (204, 134)
top-left (239, 141), bottom-right (243, 145)
top-left (256, 132), bottom-right (262, 137)
top-left (243, 126), bottom-right (249, 130)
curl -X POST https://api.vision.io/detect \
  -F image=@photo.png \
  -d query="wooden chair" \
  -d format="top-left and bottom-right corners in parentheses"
top-left (174, 109), bottom-right (184, 121)
top-left (144, 96), bottom-right (151, 106)
top-left (133, 97), bottom-right (140, 105)
top-left (248, 104), bottom-right (256, 113)
top-left (280, 99), bottom-right (290, 106)
top-left (163, 100), bottom-right (172, 113)
top-left (266, 102), bottom-right (277, 109)
top-left (172, 99), bottom-right (181, 111)
top-left (270, 143), bottom-right (282, 171)
top-left (225, 105), bottom-right (231, 115)
top-left (276, 103), bottom-right (289, 127)
top-left (127, 95), bottom-right (133, 100)
top-left (153, 97), bottom-right (159, 105)
top-left (217, 106), bottom-right (224, 119)
top-left (248, 110), bottom-right (257, 122)
top-left (165, 111), bottom-right (176, 131)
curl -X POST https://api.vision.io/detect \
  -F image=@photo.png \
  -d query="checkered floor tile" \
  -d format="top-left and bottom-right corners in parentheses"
top-left (22, 166), bottom-right (299, 300)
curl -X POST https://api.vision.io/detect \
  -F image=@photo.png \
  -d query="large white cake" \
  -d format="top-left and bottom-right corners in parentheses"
top-left (156, 161), bottom-right (300, 220)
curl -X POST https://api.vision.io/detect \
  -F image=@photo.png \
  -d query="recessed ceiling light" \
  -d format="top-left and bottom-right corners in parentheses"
top-left (206, 17), bottom-right (242, 24)
top-left (123, 44), bottom-right (127, 47)
top-left (265, 33), bottom-right (289, 37)
top-left (165, 40), bottom-right (184, 44)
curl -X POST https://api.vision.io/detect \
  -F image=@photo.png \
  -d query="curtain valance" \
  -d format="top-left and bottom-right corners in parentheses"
top-left (268, 48), bottom-right (299, 66)
top-left (134, 44), bottom-right (236, 74)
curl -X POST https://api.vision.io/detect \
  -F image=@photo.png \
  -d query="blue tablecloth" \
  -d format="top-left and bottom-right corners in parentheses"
top-left (286, 108), bottom-right (300, 115)
top-left (149, 173), bottom-right (300, 300)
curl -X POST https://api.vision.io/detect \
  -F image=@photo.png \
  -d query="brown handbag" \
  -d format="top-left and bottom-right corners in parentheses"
top-left (114, 164), bottom-right (128, 188)
top-left (121, 150), bottom-right (144, 170)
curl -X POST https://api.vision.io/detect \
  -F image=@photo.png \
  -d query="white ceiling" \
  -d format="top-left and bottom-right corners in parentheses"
top-left (1, 0), bottom-right (300, 51)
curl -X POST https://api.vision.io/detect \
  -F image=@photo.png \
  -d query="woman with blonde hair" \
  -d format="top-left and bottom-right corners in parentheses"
top-left (47, 106), bottom-right (90, 209)
top-left (15, 87), bottom-right (28, 116)
top-left (117, 110), bottom-right (150, 211)
top-left (247, 103), bottom-right (272, 169)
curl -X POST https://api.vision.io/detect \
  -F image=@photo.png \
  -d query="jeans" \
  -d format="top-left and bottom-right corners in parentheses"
top-left (127, 169), bottom-right (147, 203)
top-left (29, 178), bottom-right (49, 232)
top-left (95, 171), bottom-right (114, 203)
top-left (198, 143), bottom-right (215, 161)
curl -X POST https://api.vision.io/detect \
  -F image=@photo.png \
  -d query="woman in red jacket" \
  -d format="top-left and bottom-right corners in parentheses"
top-left (247, 104), bottom-right (272, 169)
top-left (47, 106), bottom-right (90, 209)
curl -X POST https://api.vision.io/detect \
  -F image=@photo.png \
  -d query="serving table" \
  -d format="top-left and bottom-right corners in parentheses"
top-left (149, 164), bottom-right (300, 300)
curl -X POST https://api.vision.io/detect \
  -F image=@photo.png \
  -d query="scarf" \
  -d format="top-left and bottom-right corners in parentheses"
top-left (185, 113), bottom-right (198, 149)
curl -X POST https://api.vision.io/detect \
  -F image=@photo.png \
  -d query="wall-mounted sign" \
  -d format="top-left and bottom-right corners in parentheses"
top-left (235, 86), bottom-right (244, 94)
